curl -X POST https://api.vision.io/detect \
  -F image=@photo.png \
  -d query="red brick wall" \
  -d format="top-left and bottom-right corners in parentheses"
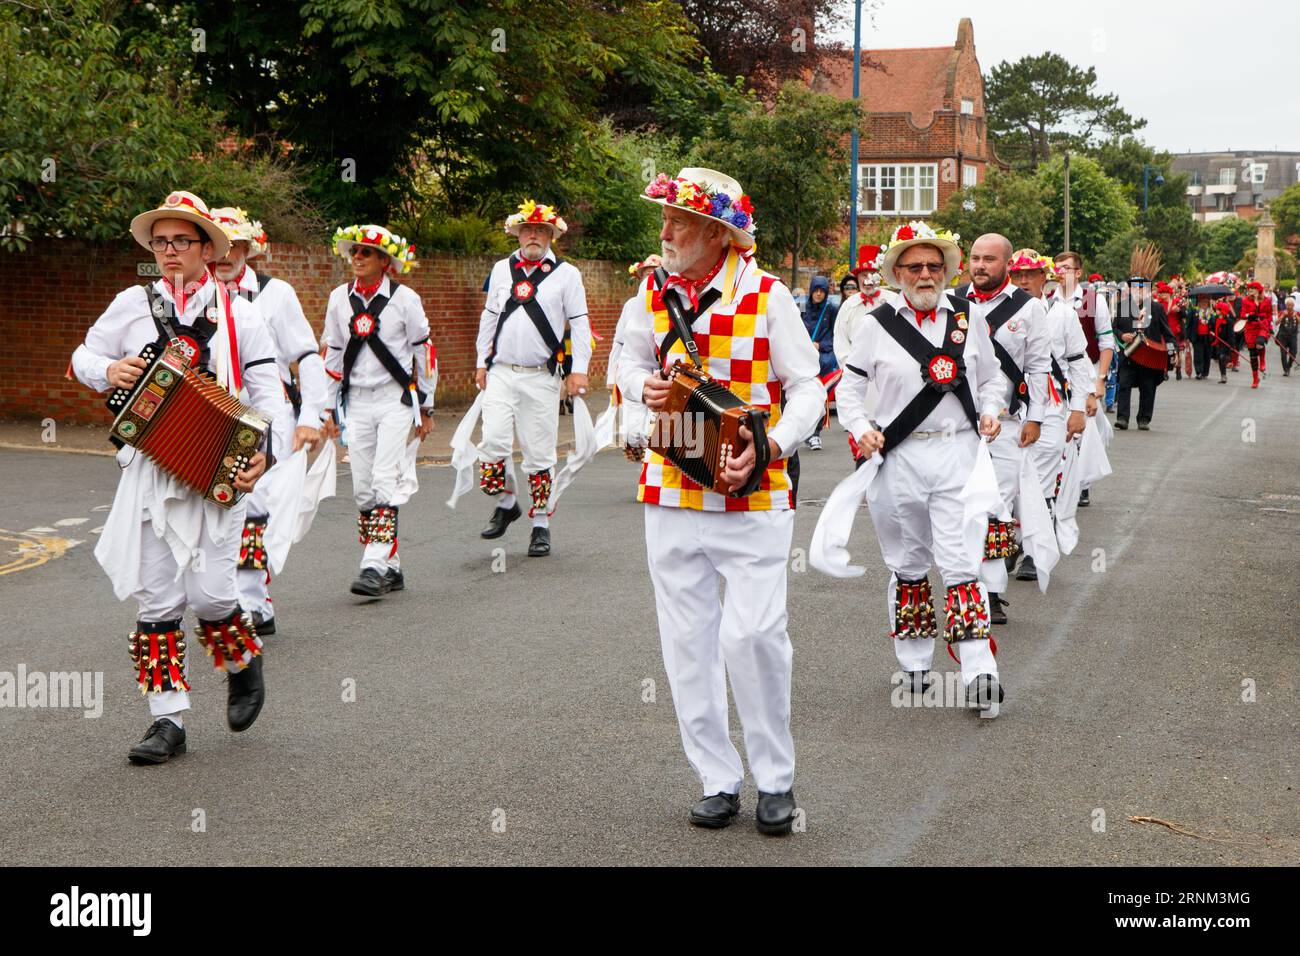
top-left (0, 240), bottom-right (633, 424)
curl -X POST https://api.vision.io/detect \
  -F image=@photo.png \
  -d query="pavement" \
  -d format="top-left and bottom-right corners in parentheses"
top-left (0, 371), bottom-right (1296, 866)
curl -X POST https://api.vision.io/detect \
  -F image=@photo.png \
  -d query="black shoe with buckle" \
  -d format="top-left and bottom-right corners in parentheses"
top-left (755, 790), bottom-right (797, 836)
top-left (528, 526), bottom-right (551, 557)
top-left (689, 792), bottom-right (740, 829)
top-left (128, 718), bottom-right (187, 765)
top-left (350, 567), bottom-right (388, 597)
top-left (480, 503), bottom-right (522, 539)
top-left (1014, 554), bottom-right (1038, 581)
top-left (226, 655), bottom-right (265, 732)
top-left (383, 568), bottom-right (405, 592)
top-left (989, 592), bottom-right (1008, 625)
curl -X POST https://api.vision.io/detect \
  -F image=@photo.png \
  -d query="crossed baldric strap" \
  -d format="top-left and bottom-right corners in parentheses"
top-left (486, 254), bottom-right (568, 374)
top-left (341, 286), bottom-right (429, 408)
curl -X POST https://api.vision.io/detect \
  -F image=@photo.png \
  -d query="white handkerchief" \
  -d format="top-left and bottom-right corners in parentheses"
top-left (810, 454), bottom-right (881, 578)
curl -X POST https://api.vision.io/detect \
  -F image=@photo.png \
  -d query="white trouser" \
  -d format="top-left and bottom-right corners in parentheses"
top-left (480, 365), bottom-right (562, 525)
top-left (345, 384), bottom-right (413, 571)
top-left (238, 566), bottom-right (272, 620)
top-left (1030, 409), bottom-right (1068, 500)
top-left (644, 505), bottom-right (796, 796)
top-left (133, 504), bottom-right (245, 717)
top-left (869, 431), bottom-right (997, 686)
top-left (980, 419), bottom-right (1022, 594)
top-left (239, 408), bottom-right (292, 617)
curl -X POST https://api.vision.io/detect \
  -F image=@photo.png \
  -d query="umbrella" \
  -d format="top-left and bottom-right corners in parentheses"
top-left (1188, 283), bottom-right (1232, 297)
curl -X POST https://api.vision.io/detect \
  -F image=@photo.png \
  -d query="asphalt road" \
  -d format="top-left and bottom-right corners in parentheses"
top-left (1, 371), bottom-right (1296, 866)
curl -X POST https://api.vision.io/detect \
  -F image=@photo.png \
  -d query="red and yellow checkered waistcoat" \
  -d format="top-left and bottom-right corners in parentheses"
top-left (637, 259), bottom-right (793, 512)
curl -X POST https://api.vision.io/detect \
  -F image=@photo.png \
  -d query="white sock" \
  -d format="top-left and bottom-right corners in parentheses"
top-left (532, 514), bottom-right (549, 529)
top-left (499, 492), bottom-right (517, 509)
top-left (160, 714), bottom-right (183, 729)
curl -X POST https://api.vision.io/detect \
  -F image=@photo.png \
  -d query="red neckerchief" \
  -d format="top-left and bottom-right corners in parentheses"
top-left (517, 254), bottom-right (544, 270)
top-left (353, 276), bottom-right (383, 300)
top-left (221, 265), bottom-right (247, 296)
top-left (859, 289), bottom-right (881, 306)
top-left (968, 278), bottom-right (1009, 303)
top-left (903, 296), bottom-right (937, 326)
top-left (662, 251), bottom-right (727, 312)
top-left (161, 270), bottom-right (210, 317)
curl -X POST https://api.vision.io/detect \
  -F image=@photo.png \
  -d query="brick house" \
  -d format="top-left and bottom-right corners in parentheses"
top-left (810, 17), bottom-right (997, 234)
top-left (1172, 150), bottom-right (1300, 224)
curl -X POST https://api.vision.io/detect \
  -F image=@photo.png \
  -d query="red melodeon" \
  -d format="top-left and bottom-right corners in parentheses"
top-left (105, 343), bottom-right (269, 507)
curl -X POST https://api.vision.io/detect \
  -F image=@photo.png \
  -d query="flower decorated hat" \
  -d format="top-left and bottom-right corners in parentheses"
top-left (879, 221), bottom-right (962, 289)
top-left (641, 167), bottom-right (756, 250)
top-left (505, 199), bottom-right (568, 237)
top-left (130, 191), bottom-right (230, 259)
top-left (1009, 249), bottom-right (1052, 273)
top-left (332, 224), bottom-right (417, 275)
top-left (211, 207), bottom-right (268, 257)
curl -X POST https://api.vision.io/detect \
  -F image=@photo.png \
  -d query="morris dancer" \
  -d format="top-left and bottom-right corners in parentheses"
top-left (618, 168), bottom-right (824, 834)
top-left (956, 235), bottom-right (1051, 622)
top-left (321, 224), bottom-right (434, 596)
top-left (1054, 251), bottom-right (1115, 506)
top-left (832, 244), bottom-right (892, 467)
top-left (70, 191), bottom-right (278, 763)
top-left (212, 208), bottom-right (329, 634)
top-left (833, 222), bottom-right (1009, 709)
top-left (474, 200), bottom-right (591, 557)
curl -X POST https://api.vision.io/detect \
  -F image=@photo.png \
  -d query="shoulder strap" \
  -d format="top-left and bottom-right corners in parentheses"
top-left (652, 266), bottom-right (722, 370)
top-left (875, 308), bottom-right (978, 456)
top-left (985, 286), bottom-right (1032, 334)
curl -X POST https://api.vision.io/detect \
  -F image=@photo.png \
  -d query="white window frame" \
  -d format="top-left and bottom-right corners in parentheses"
top-left (1249, 162), bottom-right (1267, 185)
top-left (962, 164), bottom-right (978, 188)
top-left (1218, 167), bottom-right (1235, 186)
top-left (960, 98), bottom-right (975, 115)
top-left (857, 163), bottom-right (940, 216)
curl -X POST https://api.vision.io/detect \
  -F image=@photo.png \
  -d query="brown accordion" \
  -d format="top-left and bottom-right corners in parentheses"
top-left (105, 343), bottom-right (269, 508)
top-left (649, 361), bottom-right (770, 497)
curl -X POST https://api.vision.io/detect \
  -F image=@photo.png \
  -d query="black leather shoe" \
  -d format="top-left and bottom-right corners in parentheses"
top-left (1137, 420), bottom-right (1150, 431)
top-left (128, 718), bottom-right (187, 765)
top-left (1114, 419), bottom-right (1129, 430)
top-left (689, 792), bottom-right (740, 829)
top-left (1078, 488), bottom-right (1090, 508)
top-left (1014, 555), bottom-right (1038, 581)
top-left (902, 670), bottom-right (932, 695)
top-left (755, 790), bottom-right (797, 836)
top-left (989, 592), bottom-right (1008, 625)
top-left (350, 567), bottom-right (388, 597)
top-left (227, 655), bottom-right (265, 732)
top-left (251, 611), bottom-right (276, 636)
top-left (383, 568), bottom-right (405, 592)
top-left (527, 526), bottom-right (551, 557)
top-left (967, 674), bottom-right (1005, 712)
top-left (480, 503), bottom-right (522, 539)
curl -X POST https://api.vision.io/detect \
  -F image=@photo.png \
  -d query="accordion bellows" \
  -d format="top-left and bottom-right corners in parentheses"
top-left (106, 343), bottom-right (269, 507)
top-left (648, 361), bottom-right (770, 497)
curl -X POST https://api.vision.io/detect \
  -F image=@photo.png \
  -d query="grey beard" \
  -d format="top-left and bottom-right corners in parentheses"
top-left (902, 285), bottom-right (940, 312)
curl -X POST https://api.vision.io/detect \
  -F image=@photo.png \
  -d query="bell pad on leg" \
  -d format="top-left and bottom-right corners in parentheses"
top-left (129, 619), bottom-right (190, 694)
top-left (238, 515), bottom-right (268, 571)
top-left (892, 578), bottom-right (938, 640)
top-left (527, 468), bottom-right (552, 518)
top-left (944, 580), bottom-right (991, 643)
top-left (480, 460), bottom-right (507, 496)
top-left (195, 610), bottom-right (263, 672)
top-left (984, 518), bottom-right (1020, 561)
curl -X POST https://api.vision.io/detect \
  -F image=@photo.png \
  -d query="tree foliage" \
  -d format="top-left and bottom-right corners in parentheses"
top-left (932, 167), bottom-right (1051, 252)
top-left (692, 82), bottom-right (862, 285)
top-left (1035, 154), bottom-right (1135, 264)
top-left (1198, 217), bottom-right (1257, 274)
top-left (985, 53), bottom-right (1145, 172)
top-left (1270, 182), bottom-right (1300, 242)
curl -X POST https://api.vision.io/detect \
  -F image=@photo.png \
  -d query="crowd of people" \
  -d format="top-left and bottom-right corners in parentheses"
top-left (68, 171), bottom-right (1290, 840)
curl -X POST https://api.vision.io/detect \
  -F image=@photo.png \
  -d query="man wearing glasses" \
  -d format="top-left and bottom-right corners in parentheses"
top-left (320, 224), bottom-right (434, 597)
top-left (70, 191), bottom-right (282, 764)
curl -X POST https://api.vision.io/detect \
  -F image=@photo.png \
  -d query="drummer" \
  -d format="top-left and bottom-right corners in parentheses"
top-left (1112, 273), bottom-right (1174, 431)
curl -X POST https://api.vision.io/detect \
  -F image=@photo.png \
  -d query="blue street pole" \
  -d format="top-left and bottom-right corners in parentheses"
top-left (849, 0), bottom-right (862, 262)
top-left (1143, 164), bottom-right (1150, 212)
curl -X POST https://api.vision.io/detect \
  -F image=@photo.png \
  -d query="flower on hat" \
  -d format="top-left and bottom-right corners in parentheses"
top-left (212, 206), bottom-right (265, 248)
top-left (504, 198), bottom-right (567, 235)
top-left (642, 172), bottom-right (756, 240)
top-left (1009, 248), bottom-right (1050, 273)
top-left (332, 224), bottom-right (417, 274)
top-left (887, 220), bottom-right (959, 247)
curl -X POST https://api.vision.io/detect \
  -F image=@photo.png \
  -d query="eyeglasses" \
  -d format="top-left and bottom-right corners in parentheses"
top-left (352, 247), bottom-right (377, 258)
top-left (148, 236), bottom-right (202, 252)
top-left (899, 263), bottom-right (945, 276)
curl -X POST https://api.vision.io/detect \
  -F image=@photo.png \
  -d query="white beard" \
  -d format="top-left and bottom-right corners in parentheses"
top-left (902, 285), bottom-right (940, 312)
top-left (661, 232), bottom-right (712, 275)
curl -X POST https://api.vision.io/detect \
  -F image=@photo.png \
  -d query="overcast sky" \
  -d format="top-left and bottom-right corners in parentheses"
top-left (828, 0), bottom-right (1300, 154)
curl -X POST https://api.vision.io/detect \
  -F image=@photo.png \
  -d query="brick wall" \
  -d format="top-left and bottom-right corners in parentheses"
top-left (0, 240), bottom-right (634, 424)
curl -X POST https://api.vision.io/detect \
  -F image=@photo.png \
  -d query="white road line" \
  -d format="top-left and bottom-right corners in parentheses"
top-left (25, 527), bottom-right (56, 534)
top-left (54, 517), bottom-right (89, 527)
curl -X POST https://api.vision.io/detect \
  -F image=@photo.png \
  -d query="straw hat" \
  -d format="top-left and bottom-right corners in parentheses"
top-left (129, 191), bottom-right (229, 259)
top-left (504, 199), bottom-right (568, 237)
top-left (640, 167), bottom-right (756, 250)
top-left (878, 221), bottom-right (962, 289)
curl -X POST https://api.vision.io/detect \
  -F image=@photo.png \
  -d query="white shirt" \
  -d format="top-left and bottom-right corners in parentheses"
top-left (964, 281), bottom-right (1052, 422)
top-left (615, 258), bottom-right (825, 458)
top-left (1061, 282), bottom-right (1116, 355)
top-left (322, 276), bottom-right (435, 410)
top-left (237, 268), bottom-right (330, 427)
top-left (476, 250), bottom-right (591, 373)
top-left (832, 288), bottom-right (896, 368)
top-left (1041, 295), bottom-right (1094, 413)
top-left (837, 289), bottom-right (1007, 444)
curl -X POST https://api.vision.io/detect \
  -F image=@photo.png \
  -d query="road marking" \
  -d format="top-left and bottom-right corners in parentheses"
top-left (91, 505), bottom-right (112, 512)
top-left (0, 530), bottom-right (81, 576)
top-left (91, 525), bottom-right (105, 534)
top-left (25, 527), bottom-right (56, 534)
top-left (54, 517), bottom-right (89, 527)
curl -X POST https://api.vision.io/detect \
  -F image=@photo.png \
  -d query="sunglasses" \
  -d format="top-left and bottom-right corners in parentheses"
top-left (899, 263), bottom-right (945, 276)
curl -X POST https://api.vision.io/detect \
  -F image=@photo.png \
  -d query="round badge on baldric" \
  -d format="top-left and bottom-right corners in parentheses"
top-left (1007, 320), bottom-right (1021, 332)
top-left (540, 262), bottom-right (552, 273)
top-left (957, 316), bottom-right (968, 330)
top-left (353, 313), bottom-right (374, 337)
top-left (514, 280), bottom-right (534, 301)
top-left (1018, 381), bottom-right (1028, 395)
top-left (927, 354), bottom-right (958, 385)
top-left (950, 329), bottom-right (966, 344)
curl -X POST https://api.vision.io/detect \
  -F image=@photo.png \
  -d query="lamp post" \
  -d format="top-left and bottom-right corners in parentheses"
top-left (848, 0), bottom-right (862, 261)
top-left (1142, 163), bottom-right (1165, 212)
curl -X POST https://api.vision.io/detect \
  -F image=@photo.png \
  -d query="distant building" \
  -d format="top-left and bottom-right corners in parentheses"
top-left (1172, 151), bottom-right (1300, 224)
top-left (811, 17), bottom-right (997, 230)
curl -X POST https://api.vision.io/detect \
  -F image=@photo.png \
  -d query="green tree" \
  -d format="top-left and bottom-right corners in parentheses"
top-left (693, 82), bottom-right (862, 286)
top-left (1138, 204), bottom-right (1202, 278)
top-left (1237, 246), bottom-right (1296, 281)
top-left (985, 54), bottom-right (1146, 172)
top-left (1036, 154), bottom-right (1135, 263)
top-left (1090, 137), bottom-right (1185, 210)
top-left (1270, 183), bottom-right (1300, 242)
top-left (1093, 226), bottom-right (1146, 281)
top-left (932, 168), bottom-right (1051, 251)
top-left (1198, 217), bottom-right (1256, 273)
